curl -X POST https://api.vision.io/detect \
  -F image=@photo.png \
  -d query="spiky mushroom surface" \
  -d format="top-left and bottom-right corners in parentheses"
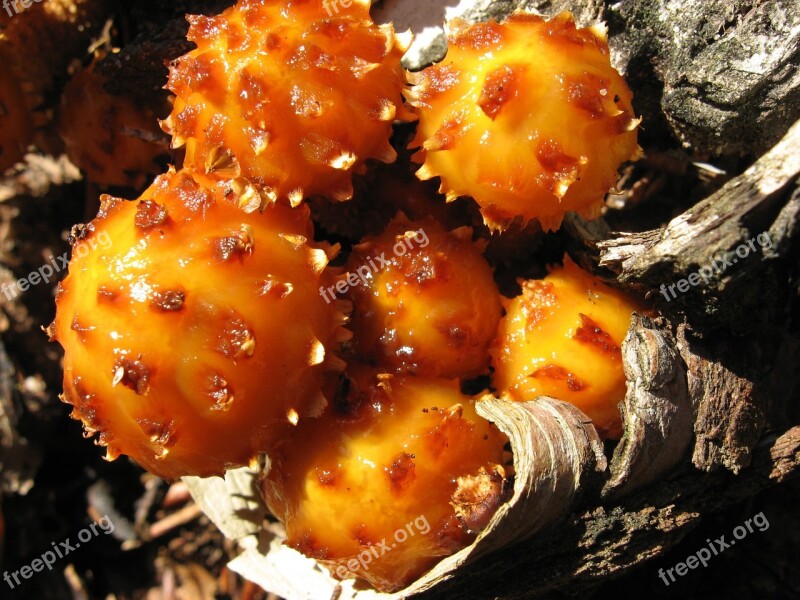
top-left (261, 368), bottom-right (510, 593)
top-left (162, 0), bottom-right (413, 206)
top-left (343, 213), bottom-right (502, 379)
top-left (489, 256), bottom-right (641, 438)
top-left (50, 168), bottom-right (349, 480)
top-left (59, 61), bottom-right (170, 187)
top-left (407, 12), bottom-right (640, 231)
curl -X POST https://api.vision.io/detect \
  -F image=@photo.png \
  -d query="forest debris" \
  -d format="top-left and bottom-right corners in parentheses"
top-left (603, 315), bottom-right (693, 498)
top-left (149, 503), bottom-right (204, 540)
top-left (599, 118), bottom-right (800, 333)
top-left (676, 324), bottom-right (768, 473)
top-left (0, 339), bottom-right (39, 495)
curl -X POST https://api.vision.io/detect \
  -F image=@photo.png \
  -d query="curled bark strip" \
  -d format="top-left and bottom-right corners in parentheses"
top-left (603, 314), bottom-right (692, 499)
top-left (187, 426), bottom-right (800, 600)
top-left (469, 397), bottom-right (608, 555)
top-left (187, 397), bottom-right (607, 600)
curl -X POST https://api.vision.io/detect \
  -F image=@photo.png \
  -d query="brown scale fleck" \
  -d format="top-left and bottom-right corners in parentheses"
top-left (205, 373), bottom-right (233, 410)
top-left (424, 406), bottom-right (465, 458)
top-left (225, 21), bottom-right (249, 52)
top-left (352, 524), bottom-right (379, 547)
top-left (136, 417), bottom-right (176, 447)
top-left (70, 316), bottom-right (95, 343)
top-left (213, 234), bottom-right (251, 262)
top-left (566, 73), bottom-right (610, 119)
top-left (98, 195), bottom-right (121, 218)
top-left (264, 32), bottom-right (281, 50)
top-left (257, 277), bottom-right (293, 298)
top-left (238, 69), bottom-right (270, 116)
top-left (535, 139), bottom-right (582, 176)
top-left (434, 513), bottom-right (475, 552)
top-left (315, 466), bottom-right (340, 487)
top-left (205, 114), bottom-right (228, 148)
top-left (543, 14), bottom-right (607, 53)
top-left (290, 533), bottom-right (330, 560)
top-left (112, 357), bottom-right (152, 395)
top-left (292, 86), bottom-right (325, 118)
top-left (426, 112), bottom-right (469, 151)
top-left (97, 286), bottom-right (119, 303)
top-left (186, 14), bottom-right (223, 44)
top-left (478, 65), bottom-right (522, 120)
top-left (309, 19), bottom-right (352, 42)
top-left (437, 324), bottom-right (468, 349)
top-left (451, 20), bottom-right (505, 50)
top-left (416, 64), bottom-right (461, 104)
top-left (175, 174), bottom-right (214, 215)
top-left (180, 54), bottom-right (227, 102)
top-left (385, 452), bottom-right (416, 492)
top-left (574, 313), bottom-right (620, 356)
top-left (134, 200), bottom-right (169, 230)
top-left (215, 311), bottom-right (256, 360)
top-left (530, 364), bottom-right (586, 391)
top-left (174, 104), bottom-right (201, 137)
top-left (151, 289), bottom-right (186, 312)
top-left (403, 252), bottom-right (444, 286)
top-left (522, 281), bottom-right (558, 329)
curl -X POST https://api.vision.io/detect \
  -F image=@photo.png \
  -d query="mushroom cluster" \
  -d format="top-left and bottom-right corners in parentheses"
top-left (49, 0), bottom-right (643, 592)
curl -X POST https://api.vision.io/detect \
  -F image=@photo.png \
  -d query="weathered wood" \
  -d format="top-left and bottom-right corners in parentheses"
top-left (394, 426), bottom-right (800, 600)
top-left (677, 324), bottom-right (769, 473)
top-left (599, 118), bottom-right (800, 334)
top-left (606, 0), bottom-right (800, 155)
top-left (603, 315), bottom-right (692, 499)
